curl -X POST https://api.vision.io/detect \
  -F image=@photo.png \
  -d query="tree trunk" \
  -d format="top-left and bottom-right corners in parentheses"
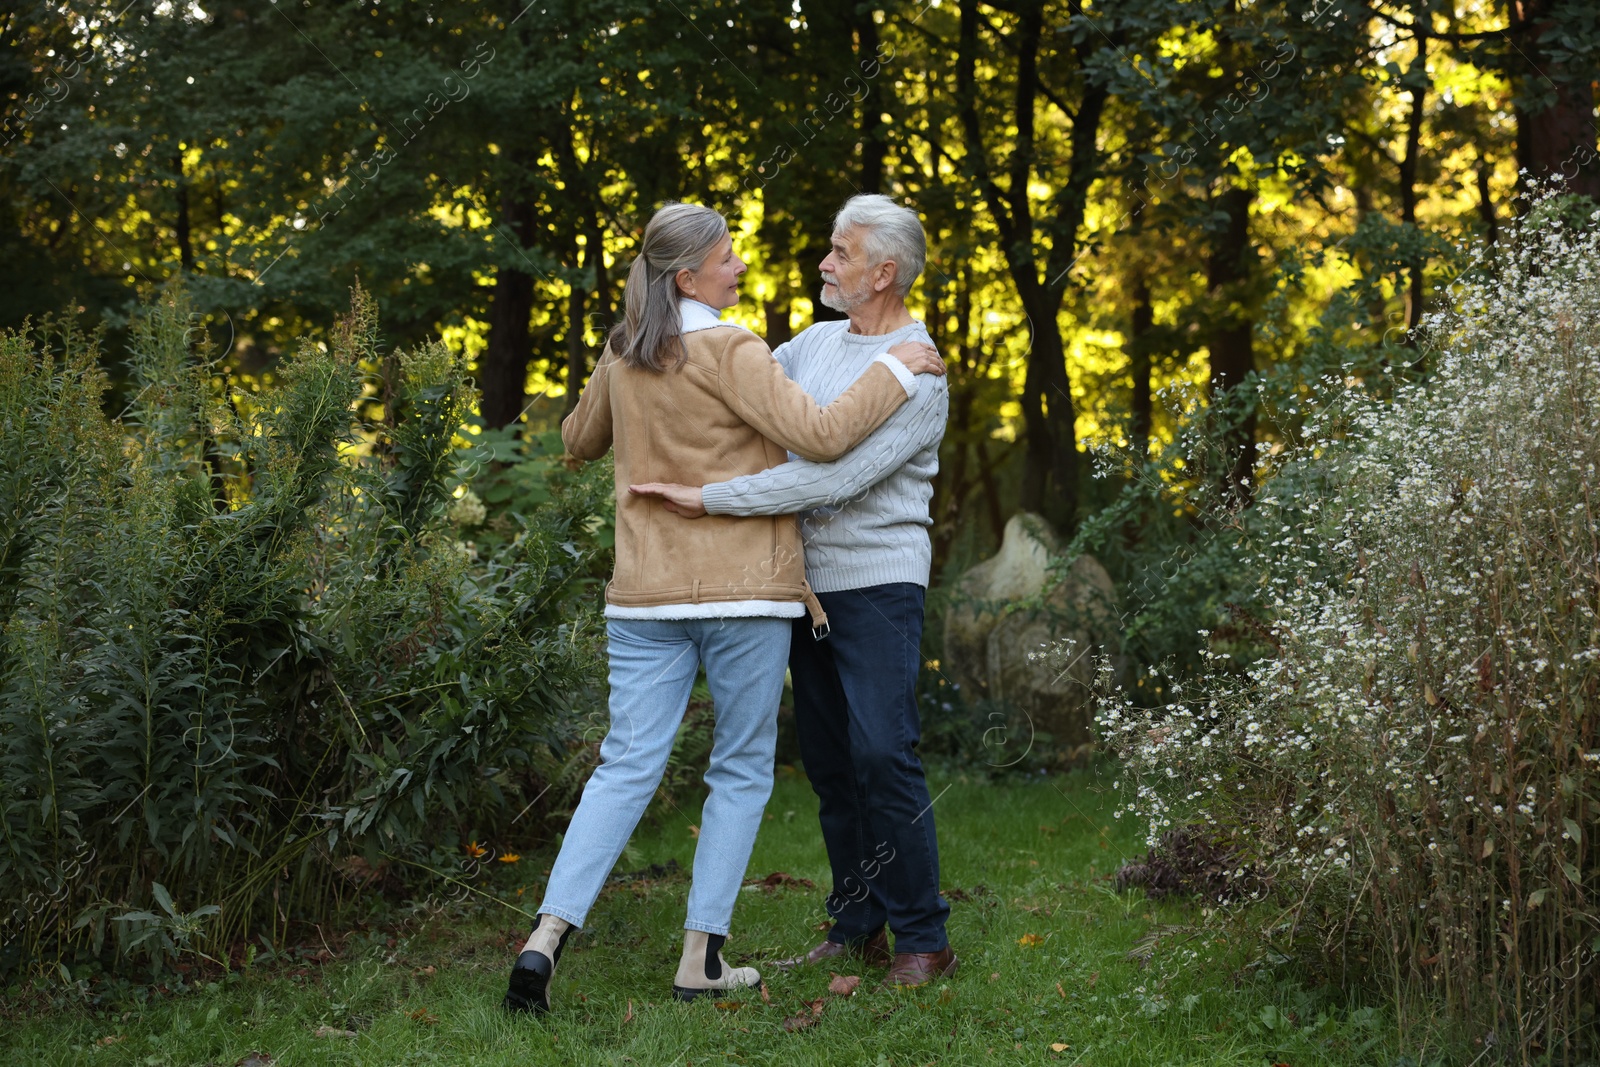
top-left (547, 108), bottom-right (610, 410)
top-left (1510, 0), bottom-right (1600, 199)
top-left (975, 440), bottom-right (1007, 545)
top-left (764, 299), bottom-right (793, 347)
top-left (928, 265), bottom-right (966, 573)
top-left (586, 213), bottom-right (613, 333)
top-left (1129, 277), bottom-right (1153, 452)
top-left (856, 10), bottom-right (887, 194)
top-left (1120, 277), bottom-right (1155, 553)
top-left (481, 195), bottom-right (537, 430)
top-left (1016, 286), bottom-right (1077, 531)
top-left (563, 213), bottom-right (612, 417)
top-left (933, 381), bottom-right (971, 573)
top-left (562, 278), bottom-right (587, 419)
top-left (1397, 26), bottom-right (1428, 348)
top-left (173, 153), bottom-right (194, 274)
top-left (1206, 186), bottom-right (1257, 508)
top-left (1477, 147), bottom-right (1499, 245)
top-left (954, 0), bottom-right (1102, 534)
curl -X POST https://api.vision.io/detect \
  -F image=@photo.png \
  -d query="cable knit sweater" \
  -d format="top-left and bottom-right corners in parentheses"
top-left (698, 319), bottom-right (948, 593)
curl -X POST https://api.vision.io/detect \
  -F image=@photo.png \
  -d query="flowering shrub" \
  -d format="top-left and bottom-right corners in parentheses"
top-left (1099, 200), bottom-right (1599, 1056)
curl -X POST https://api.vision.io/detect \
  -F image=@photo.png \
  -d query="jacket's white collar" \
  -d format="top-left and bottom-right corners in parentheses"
top-left (679, 297), bottom-right (750, 334)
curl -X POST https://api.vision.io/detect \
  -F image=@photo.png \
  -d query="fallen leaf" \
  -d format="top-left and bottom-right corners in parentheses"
top-left (1051, 1043), bottom-right (1070, 1053)
top-left (714, 1000), bottom-right (742, 1011)
top-left (688, 825), bottom-right (700, 839)
top-left (758, 982), bottom-right (771, 1005)
top-left (814, 920), bottom-right (832, 931)
top-left (743, 871), bottom-right (817, 893)
top-left (1088, 970), bottom-right (1099, 989)
top-left (407, 1008), bottom-right (439, 1026)
top-left (97, 1036), bottom-right (125, 1047)
top-left (989, 972), bottom-right (1000, 982)
top-left (313, 1025), bottom-right (357, 1039)
top-left (413, 965), bottom-right (436, 977)
top-left (622, 999), bottom-right (634, 1024)
top-left (782, 998), bottom-right (827, 1031)
top-left (235, 1055), bottom-right (273, 1067)
top-left (1017, 933), bottom-right (1045, 948)
top-left (1056, 982), bottom-right (1066, 999)
top-left (827, 973), bottom-right (861, 996)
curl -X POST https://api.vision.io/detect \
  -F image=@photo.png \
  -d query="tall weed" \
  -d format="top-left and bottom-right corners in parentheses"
top-left (0, 285), bottom-right (605, 981)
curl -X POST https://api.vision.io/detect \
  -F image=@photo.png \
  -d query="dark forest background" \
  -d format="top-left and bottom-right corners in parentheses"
top-left (5, 0), bottom-right (1596, 563)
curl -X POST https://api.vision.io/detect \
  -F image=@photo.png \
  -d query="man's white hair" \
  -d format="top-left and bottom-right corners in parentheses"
top-left (832, 194), bottom-right (926, 300)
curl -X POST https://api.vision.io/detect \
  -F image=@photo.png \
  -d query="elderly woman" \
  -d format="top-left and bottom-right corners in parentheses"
top-left (503, 202), bottom-right (943, 1013)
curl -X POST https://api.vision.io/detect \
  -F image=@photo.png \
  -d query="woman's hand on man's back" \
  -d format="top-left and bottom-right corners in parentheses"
top-left (629, 483), bottom-right (707, 518)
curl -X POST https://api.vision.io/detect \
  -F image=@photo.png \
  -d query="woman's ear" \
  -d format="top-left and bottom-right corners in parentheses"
top-left (675, 267), bottom-right (697, 299)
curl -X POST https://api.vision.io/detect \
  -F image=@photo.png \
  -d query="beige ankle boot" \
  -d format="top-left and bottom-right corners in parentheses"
top-left (504, 914), bottom-right (573, 1014)
top-left (672, 929), bottom-right (761, 1002)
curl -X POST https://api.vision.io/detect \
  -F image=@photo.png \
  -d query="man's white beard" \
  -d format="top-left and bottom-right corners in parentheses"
top-left (819, 273), bottom-right (870, 312)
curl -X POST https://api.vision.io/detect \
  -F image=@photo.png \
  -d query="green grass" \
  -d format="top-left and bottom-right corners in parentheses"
top-left (2, 769), bottom-right (1468, 1066)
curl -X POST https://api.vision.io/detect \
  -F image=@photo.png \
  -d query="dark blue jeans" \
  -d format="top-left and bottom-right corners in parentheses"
top-left (789, 582), bottom-right (950, 954)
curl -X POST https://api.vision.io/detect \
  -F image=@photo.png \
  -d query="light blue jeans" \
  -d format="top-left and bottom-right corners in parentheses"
top-left (537, 616), bottom-right (790, 936)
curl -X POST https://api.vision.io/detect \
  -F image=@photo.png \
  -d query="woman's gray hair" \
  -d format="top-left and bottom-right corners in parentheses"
top-left (832, 194), bottom-right (926, 299)
top-left (610, 202), bottom-right (728, 372)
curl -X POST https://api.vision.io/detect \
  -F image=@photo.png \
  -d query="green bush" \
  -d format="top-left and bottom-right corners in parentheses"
top-left (1098, 204), bottom-right (1599, 1057)
top-left (453, 422), bottom-right (615, 558)
top-left (0, 285), bottom-right (606, 981)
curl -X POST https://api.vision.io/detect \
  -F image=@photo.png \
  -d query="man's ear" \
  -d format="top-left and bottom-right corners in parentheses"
top-left (871, 260), bottom-right (898, 294)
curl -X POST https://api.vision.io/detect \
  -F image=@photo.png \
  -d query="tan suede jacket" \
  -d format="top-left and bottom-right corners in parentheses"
top-left (561, 325), bottom-right (910, 620)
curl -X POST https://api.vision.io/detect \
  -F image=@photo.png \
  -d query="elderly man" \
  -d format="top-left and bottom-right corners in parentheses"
top-left (631, 194), bottom-right (955, 988)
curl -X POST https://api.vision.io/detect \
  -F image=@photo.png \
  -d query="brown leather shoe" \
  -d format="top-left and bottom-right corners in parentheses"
top-left (771, 927), bottom-right (891, 970)
top-left (881, 947), bottom-right (959, 989)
